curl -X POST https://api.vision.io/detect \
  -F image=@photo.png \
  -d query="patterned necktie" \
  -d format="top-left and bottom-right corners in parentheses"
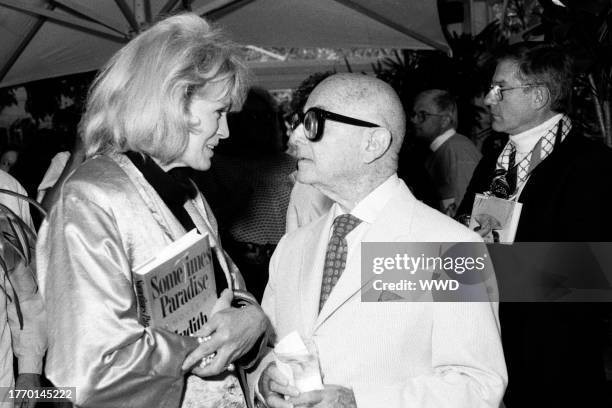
top-left (490, 117), bottom-right (571, 199)
top-left (319, 214), bottom-right (362, 311)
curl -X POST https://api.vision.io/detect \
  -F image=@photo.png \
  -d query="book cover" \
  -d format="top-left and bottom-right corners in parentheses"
top-left (468, 193), bottom-right (523, 244)
top-left (133, 229), bottom-right (217, 337)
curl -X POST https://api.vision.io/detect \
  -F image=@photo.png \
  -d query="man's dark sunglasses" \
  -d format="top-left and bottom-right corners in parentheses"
top-left (289, 107), bottom-right (381, 142)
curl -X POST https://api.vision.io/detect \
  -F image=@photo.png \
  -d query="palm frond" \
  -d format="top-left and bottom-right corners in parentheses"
top-left (9, 283), bottom-right (24, 330)
top-left (0, 201), bottom-right (37, 265)
top-left (0, 189), bottom-right (43, 331)
top-left (0, 189), bottom-right (47, 218)
top-left (0, 251), bottom-right (25, 329)
top-left (0, 261), bottom-right (10, 300)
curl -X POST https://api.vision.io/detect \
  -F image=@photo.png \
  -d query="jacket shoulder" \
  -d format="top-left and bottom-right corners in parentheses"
top-left (565, 131), bottom-right (612, 160)
top-left (61, 155), bottom-right (134, 209)
top-left (450, 133), bottom-right (479, 149)
top-left (379, 181), bottom-right (482, 243)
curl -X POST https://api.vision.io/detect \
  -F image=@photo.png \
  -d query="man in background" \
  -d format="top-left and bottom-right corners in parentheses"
top-left (411, 89), bottom-right (481, 216)
top-left (459, 42), bottom-right (612, 408)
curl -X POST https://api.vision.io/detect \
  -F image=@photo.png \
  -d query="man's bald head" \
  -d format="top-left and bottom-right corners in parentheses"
top-left (291, 73), bottom-right (405, 206)
top-left (308, 74), bottom-right (406, 156)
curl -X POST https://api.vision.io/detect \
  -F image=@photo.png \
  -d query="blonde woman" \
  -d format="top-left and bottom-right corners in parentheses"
top-left (37, 13), bottom-right (268, 408)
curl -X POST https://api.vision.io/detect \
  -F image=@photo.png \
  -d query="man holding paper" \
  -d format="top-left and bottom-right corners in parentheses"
top-left (251, 73), bottom-right (507, 408)
top-left (458, 42), bottom-right (612, 408)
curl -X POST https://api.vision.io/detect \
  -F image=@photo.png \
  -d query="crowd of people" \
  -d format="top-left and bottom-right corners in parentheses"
top-left (1, 11), bottom-right (611, 408)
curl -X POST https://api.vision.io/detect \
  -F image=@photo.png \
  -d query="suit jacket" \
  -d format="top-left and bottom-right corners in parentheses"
top-left (458, 129), bottom-right (612, 407)
top-left (36, 153), bottom-right (246, 408)
top-left (252, 179), bottom-right (507, 408)
top-left (459, 128), bottom-right (612, 241)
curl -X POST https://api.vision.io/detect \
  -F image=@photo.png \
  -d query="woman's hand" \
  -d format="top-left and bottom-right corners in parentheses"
top-left (181, 289), bottom-right (268, 377)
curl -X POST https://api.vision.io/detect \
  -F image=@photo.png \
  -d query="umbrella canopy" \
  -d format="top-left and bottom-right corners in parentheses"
top-left (0, 0), bottom-right (449, 89)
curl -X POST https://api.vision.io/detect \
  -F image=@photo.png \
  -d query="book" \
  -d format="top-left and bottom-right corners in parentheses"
top-left (468, 193), bottom-right (523, 244)
top-left (133, 229), bottom-right (217, 337)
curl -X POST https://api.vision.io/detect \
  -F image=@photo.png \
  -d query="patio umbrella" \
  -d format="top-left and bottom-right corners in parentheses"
top-left (0, 0), bottom-right (449, 89)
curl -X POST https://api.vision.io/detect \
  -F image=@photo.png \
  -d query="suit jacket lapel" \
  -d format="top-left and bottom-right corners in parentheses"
top-left (300, 214), bottom-right (333, 336)
top-left (314, 251), bottom-right (367, 329)
top-left (314, 182), bottom-right (418, 330)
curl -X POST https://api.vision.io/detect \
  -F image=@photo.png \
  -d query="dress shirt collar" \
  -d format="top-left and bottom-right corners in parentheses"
top-left (330, 173), bottom-right (400, 225)
top-left (509, 113), bottom-right (563, 155)
top-left (429, 128), bottom-right (456, 152)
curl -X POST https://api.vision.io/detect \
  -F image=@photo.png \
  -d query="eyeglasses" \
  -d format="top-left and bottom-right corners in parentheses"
top-left (410, 110), bottom-right (446, 124)
top-left (488, 84), bottom-right (543, 101)
top-left (289, 107), bottom-right (381, 142)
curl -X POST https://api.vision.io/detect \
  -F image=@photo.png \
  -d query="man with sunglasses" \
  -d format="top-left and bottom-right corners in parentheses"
top-left (458, 42), bottom-right (612, 408)
top-left (251, 73), bottom-right (506, 408)
top-left (284, 72), bottom-right (335, 234)
top-left (411, 89), bottom-right (481, 217)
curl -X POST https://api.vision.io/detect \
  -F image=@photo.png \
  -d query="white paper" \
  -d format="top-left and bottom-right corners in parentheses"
top-left (274, 331), bottom-right (323, 392)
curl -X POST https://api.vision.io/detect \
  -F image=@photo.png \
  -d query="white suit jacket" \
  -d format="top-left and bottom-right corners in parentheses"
top-left (253, 179), bottom-right (507, 408)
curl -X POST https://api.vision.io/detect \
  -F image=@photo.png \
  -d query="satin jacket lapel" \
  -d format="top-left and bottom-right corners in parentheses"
top-left (314, 182), bottom-right (418, 330)
top-left (300, 214), bottom-right (334, 336)
top-left (112, 154), bottom-right (185, 241)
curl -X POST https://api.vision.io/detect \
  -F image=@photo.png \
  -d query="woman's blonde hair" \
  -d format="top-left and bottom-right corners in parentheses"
top-left (80, 13), bottom-right (248, 163)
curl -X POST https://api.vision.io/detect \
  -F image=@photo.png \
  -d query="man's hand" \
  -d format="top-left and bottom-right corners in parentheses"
top-left (290, 385), bottom-right (356, 408)
top-left (472, 213), bottom-right (503, 242)
top-left (259, 362), bottom-right (299, 408)
top-left (13, 373), bottom-right (41, 408)
top-left (474, 223), bottom-right (493, 238)
top-left (182, 289), bottom-right (269, 376)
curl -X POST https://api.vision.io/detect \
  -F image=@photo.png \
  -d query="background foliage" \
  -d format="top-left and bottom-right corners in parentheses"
top-left (0, 0), bottom-right (610, 148)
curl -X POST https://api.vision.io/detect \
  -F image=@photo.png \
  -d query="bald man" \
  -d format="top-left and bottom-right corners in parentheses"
top-left (251, 74), bottom-right (506, 408)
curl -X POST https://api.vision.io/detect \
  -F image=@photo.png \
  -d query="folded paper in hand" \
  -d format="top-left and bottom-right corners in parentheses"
top-left (274, 331), bottom-right (323, 392)
top-left (468, 193), bottom-right (522, 244)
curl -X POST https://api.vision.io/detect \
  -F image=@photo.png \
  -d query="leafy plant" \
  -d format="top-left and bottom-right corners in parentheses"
top-left (22, 71), bottom-right (94, 124)
top-left (536, 0), bottom-right (612, 145)
top-left (0, 189), bottom-right (45, 329)
top-left (0, 88), bottom-right (16, 111)
top-left (372, 21), bottom-right (508, 139)
top-left (490, 0), bottom-right (544, 38)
